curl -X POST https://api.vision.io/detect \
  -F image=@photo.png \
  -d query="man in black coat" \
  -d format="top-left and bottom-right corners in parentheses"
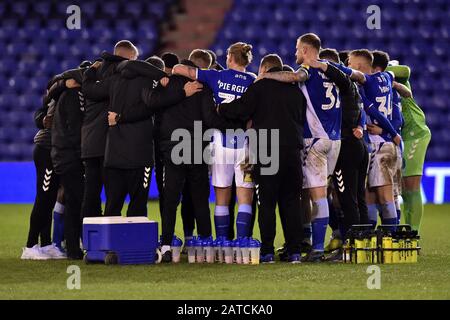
top-left (22, 78), bottom-right (64, 259)
top-left (51, 64), bottom-right (89, 259)
top-left (80, 41), bottom-right (137, 219)
top-left (217, 54), bottom-right (307, 263)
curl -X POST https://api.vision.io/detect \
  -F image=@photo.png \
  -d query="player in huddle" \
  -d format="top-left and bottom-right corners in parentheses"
top-left (173, 42), bottom-right (256, 241)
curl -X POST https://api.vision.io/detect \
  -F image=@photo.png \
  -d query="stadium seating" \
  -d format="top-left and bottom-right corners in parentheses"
top-left (0, 0), bottom-right (175, 160)
top-left (0, 0), bottom-right (447, 161)
top-left (208, 0), bottom-right (449, 161)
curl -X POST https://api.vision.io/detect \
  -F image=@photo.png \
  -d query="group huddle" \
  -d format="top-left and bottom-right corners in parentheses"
top-left (22, 32), bottom-right (430, 264)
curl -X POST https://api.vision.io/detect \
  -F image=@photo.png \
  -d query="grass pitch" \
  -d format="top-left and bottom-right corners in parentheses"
top-left (0, 203), bottom-right (449, 300)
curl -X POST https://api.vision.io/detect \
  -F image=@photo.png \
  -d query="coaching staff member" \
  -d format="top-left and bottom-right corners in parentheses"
top-left (80, 41), bottom-right (135, 219)
top-left (83, 55), bottom-right (169, 216)
top-left (51, 63), bottom-right (90, 259)
top-left (218, 54), bottom-right (307, 263)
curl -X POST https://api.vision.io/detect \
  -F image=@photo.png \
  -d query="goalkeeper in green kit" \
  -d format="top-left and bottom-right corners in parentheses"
top-left (386, 63), bottom-right (431, 231)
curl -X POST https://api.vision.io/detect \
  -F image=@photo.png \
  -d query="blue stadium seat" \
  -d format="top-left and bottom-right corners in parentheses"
top-left (18, 94), bottom-right (41, 111)
top-left (7, 76), bottom-right (28, 94)
top-left (146, 2), bottom-right (167, 20)
top-left (11, 2), bottom-right (29, 17)
top-left (33, 2), bottom-right (51, 17)
top-left (24, 18), bottom-right (42, 29)
top-left (16, 127), bottom-right (34, 143)
top-left (104, 2), bottom-right (120, 17)
top-left (125, 2), bottom-right (144, 18)
top-left (7, 41), bottom-right (28, 56)
top-left (0, 93), bottom-right (15, 112)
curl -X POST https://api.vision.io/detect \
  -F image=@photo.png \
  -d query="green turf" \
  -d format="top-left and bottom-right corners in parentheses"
top-left (0, 203), bottom-right (449, 299)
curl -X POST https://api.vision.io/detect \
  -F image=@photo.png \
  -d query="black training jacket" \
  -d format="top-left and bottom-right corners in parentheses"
top-left (323, 64), bottom-right (361, 138)
top-left (119, 60), bottom-right (242, 160)
top-left (51, 88), bottom-right (85, 174)
top-left (82, 59), bottom-right (166, 169)
top-left (81, 51), bottom-right (127, 159)
top-left (218, 67), bottom-right (307, 150)
top-left (34, 70), bottom-right (83, 149)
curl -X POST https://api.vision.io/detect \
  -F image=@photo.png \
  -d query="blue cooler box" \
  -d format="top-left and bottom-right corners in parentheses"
top-left (82, 217), bottom-right (159, 265)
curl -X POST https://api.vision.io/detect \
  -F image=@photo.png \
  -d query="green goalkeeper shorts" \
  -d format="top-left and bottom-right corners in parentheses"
top-left (402, 133), bottom-right (431, 177)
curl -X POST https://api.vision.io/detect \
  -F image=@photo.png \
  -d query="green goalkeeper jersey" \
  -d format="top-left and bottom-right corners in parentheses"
top-left (386, 65), bottom-right (431, 140)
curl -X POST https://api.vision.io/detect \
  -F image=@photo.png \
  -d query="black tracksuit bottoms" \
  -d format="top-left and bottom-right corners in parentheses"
top-left (104, 166), bottom-right (151, 217)
top-left (156, 142), bottom-right (197, 237)
top-left (26, 145), bottom-right (59, 248)
top-left (332, 137), bottom-right (369, 237)
top-left (256, 146), bottom-right (304, 255)
top-left (161, 158), bottom-right (211, 246)
top-left (81, 157), bottom-right (104, 218)
top-left (59, 162), bottom-right (84, 256)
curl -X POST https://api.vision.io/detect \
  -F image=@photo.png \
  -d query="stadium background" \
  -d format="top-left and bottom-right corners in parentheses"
top-left (0, 0), bottom-right (449, 203)
top-left (0, 0), bottom-right (449, 301)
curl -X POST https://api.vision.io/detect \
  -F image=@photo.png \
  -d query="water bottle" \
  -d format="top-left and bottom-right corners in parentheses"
top-left (195, 237), bottom-right (204, 263)
top-left (186, 238), bottom-right (196, 263)
top-left (203, 237), bottom-right (214, 263)
top-left (214, 238), bottom-right (223, 263)
top-left (232, 239), bottom-right (242, 264)
top-left (249, 238), bottom-right (261, 265)
top-left (240, 237), bottom-right (250, 264)
top-left (171, 236), bottom-right (183, 263)
top-left (222, 240), bottom-right (233, 264)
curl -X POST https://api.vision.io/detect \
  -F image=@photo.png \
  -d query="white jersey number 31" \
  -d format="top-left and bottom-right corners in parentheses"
top-left (322, 82), bottom-right (340, 110)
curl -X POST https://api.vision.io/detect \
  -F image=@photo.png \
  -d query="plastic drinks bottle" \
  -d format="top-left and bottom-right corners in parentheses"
top-left (232, 239), bottom-right (242, 264)
top-left (411, 235), bottom-right (418, 263)
top-left (240, 238), bottom-right (250, 264)
top-left (186, 238), bottom-right (196, 264)
top-left (355, 233), bottom-right (365, 264)
top-left (195, 237), bottom-right (204, 263)
top-left (249, 238), bottom-right (261, 265)
top-left (382, 234), bottom-right (393, 264)
top-left (204, 237), bottom-right (214, 263)
top-left (392, 239), bottom-right (400, 263)
top-left (223, 240), bottom-right (233, 264)
top-left (370, 234), bottom-right (378, 263)
top-left (171, 236), bottom-right (183, 263)
top-left (212, 239), bottom-right (219, 263)
top-left (215, 238), bottom-right (223, 263)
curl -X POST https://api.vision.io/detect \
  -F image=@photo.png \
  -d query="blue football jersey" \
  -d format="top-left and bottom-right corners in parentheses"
top-left (391, 89), bottom-right (404, 134)
top-left (197, 68), bottom-right (256, 104)
top-left (363, 71), bottom-right (395, 142)
top-left (300, 63), bottom-right (342, 140)
top-left (197, 68), bottom-right (256, 148)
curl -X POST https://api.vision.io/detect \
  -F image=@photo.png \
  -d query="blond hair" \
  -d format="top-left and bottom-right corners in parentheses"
top-left (227, 42), bottom-right (253, 67)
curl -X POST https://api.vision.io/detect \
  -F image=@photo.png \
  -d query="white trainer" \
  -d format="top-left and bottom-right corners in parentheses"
top-left (21, 245), bottom-right (51, 260)
top-left (40, 244), bottom-right (67, 259)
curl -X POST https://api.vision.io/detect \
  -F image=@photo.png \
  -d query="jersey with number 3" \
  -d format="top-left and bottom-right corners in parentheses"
top-left (300, 64), bottom-right (342, 140)
top-left (363, 72), bottom-right (394, 143)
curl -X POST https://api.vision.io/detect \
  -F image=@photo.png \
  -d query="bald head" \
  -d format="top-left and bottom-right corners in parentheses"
top-left (114, 40), bottom-right (139, 60)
